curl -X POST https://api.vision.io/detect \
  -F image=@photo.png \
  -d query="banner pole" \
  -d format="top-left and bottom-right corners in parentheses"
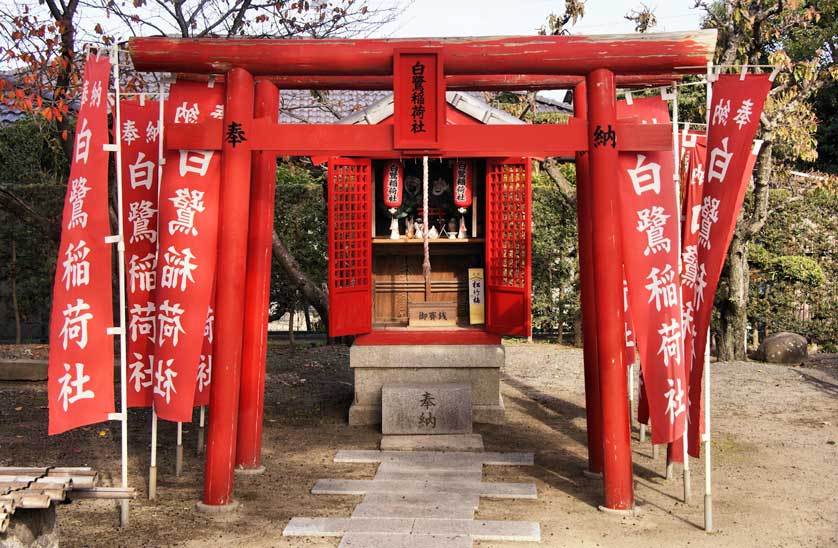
top-left (197, 405), bottom-right (206, 455)
top-left (110, 44), bottom-right (131, 528)
top-left (149, 409), bottom-right (158, 499)
top-left (704, 330), bottom-right (712, 531)
top-left (148, 79), bottom-right (166, 502)
top-left (176, 422), bottom-right (183, 477)
top-left (628, 361), bottom-right (634, 428)
top-left (703, 60), bottom-right (714, 533)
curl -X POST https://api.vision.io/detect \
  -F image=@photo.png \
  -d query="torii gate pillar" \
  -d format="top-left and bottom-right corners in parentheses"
top-left (200, 67), bottom-right (255, 509)
top-left (574, 81), bottom-right (604, 477)
top-left (236, 79), bottom-right (280, 473)
top-left (586, 68), bottom-right (634, 512)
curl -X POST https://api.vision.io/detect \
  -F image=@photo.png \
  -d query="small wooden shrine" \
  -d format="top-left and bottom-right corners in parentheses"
top-left (325, 91), bottom-right (531, 425)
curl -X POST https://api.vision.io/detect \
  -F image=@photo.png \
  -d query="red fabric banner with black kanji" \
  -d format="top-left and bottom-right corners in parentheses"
top-left (684, 74), bottom-right (771, 457)
top-left (48, 55), bottom-right (114, 435)
top-left (152, 80), bottom-right (224, 421)
top-left (120, 98), bottom-right (162, 407)
top-left (617, 96), bottom-right (688, 445)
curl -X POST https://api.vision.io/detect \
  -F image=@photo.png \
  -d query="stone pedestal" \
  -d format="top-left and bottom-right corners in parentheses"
top-left (348, 344), bottom-right (505, 426)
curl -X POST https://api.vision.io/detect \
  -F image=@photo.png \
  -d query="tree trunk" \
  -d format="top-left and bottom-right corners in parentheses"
top-left (718, 233), bottom-right (749, 361)
top-left (288, 305), bottom-right (295, 347)
top-left (11, 239), bottom-right (22, 344)
top-left (303, 305), bottom-right (311, 332)
top-left (271, 229), bottom-right (329, 327)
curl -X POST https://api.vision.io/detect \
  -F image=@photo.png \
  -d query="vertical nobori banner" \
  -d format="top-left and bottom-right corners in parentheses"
top-left (120, 98), bottom-right (162, 407)
top-left (687, 73), bottom-right (771, 456)
top-left (48, 55), bottom-right (114, 435)
top-left (667, 130), bottom-right (707, 462)
top-left (153, 80), bottom-right (224, 422)
top-left (617, 96), bottom-right (687, 445)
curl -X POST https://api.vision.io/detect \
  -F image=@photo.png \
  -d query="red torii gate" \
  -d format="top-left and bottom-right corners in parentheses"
top-left (127, 30), bottom-right (716, 514)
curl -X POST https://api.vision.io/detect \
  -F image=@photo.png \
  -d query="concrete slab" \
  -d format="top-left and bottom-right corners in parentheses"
top-left (352, 502), bottom-right (474, 520)
top-left (361, 492), bottom-right (479, 509)
top-left (339, 533), bottom-right (471, 548)
top-left (283, 517), bottom-right (414, 536)
top-left (382, 383), bottom-right (472, 435)
top-left (411, 519), bottom-right (540, 542)
top-left (380, 434), bottom-right (484, 452)
top-left (334, 450), bottom-right (533, 467)
top-left (373, 469), bottom-right (483, 483)
top-left (312, 479), bottom-right (536, 499)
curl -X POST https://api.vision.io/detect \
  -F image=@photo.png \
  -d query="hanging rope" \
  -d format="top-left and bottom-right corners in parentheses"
top-left (422, 156), bottom-right (431, 300)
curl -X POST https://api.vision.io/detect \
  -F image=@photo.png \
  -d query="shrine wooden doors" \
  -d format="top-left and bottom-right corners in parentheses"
top-left (327, 157), bottom-right (373, 337)
top-left (485, 158), bottom-right (532, 337)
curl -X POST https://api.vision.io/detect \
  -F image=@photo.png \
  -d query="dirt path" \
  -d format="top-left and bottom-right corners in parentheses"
top-left (0, 343), bottom-right (835, 547)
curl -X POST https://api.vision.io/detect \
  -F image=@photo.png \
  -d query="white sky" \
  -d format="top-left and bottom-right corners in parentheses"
top-left (376, 0), bottom-right (704, 38)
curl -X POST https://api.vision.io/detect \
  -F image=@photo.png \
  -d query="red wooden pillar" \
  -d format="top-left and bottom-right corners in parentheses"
top-left (586, 68), bottom-right (634, 512)
top-left (574, 81), bottom-right (603, 476)
top-left (235, 79), bottom-right (279, 473)
top-left (201, 68), bottom-right (255, 509)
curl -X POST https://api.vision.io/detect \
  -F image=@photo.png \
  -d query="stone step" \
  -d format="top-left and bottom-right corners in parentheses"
top-left (334, 450), bottom-right (534, 466)
top-left (361, 492), bottom-right (479, 509)
top-left (380, 434), bottom-right (484, 452)
top-left (352, 502), bottom-right (475, 520)
top-left (382, 383), bottom-right (472, 435)
top-left (339, 533), bottom-right (471, 548)
top-left (284, 517), bottom-right (540, 542)
top-left (372, 469), bottom-right (483, 483)
top-left (312, 479), bottom-right (537, 499)
top-left (413, 519), bottom-right (541, 542)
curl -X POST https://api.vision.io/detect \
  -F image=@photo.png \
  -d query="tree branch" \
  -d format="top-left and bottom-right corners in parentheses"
top-left (542, 158), bottom-right (577, 206)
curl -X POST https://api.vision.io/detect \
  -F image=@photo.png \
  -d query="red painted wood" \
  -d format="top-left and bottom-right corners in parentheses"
top-left (128, 32), bottom-right (716, 76)
top-left (574, 81), bottom-right (604, 476)
top-left (354, 330), bottom-right (501, 346)
top-left (236, 79), bottom-right (279, 471)
top-left (166, 118), bottom-right (670, 158)
top-left (587, 68), bottom-right (633, 511)
top-left (327, 157), bottom-right (373, 338)
top-left (204, 67), bottom-right (255, 507)
top-left (177, 73), bottom-right (684, 91)
top-left (393, 49), bottom-right (444, 150)
top-left (485, 158), bottom-right (532, 338)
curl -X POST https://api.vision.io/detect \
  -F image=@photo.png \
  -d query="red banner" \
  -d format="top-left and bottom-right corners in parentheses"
top-left (48, 55), bottom-right (114, 435)
top-left (685, 74), bottom-right (771, 457)
top-left (617, 96), bottom-right (687, 445)
top-left (152, 80), bottom-right (224, 422)
top-left (120, 98), bottom-right (161, 407)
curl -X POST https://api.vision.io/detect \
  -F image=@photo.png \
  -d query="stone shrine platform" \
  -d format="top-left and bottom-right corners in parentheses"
top-left (283, 450), bottom-right (540, 547)
top-left (348, 344), bottom-right (506, 426)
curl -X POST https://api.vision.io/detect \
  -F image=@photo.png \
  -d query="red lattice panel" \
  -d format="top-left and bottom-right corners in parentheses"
top-left (485, 158), bottom-right (532, 337)
top-left (328, 158), bottom-right (372, 337)
top-left (486, 163), bottom-right (528, 288)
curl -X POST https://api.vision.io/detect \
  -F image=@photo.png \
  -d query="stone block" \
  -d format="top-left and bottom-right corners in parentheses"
top-left (349, 345), bottom-right (505, 370)
top-left (354, 368), bottom-right (499, 407)
top-left (382, 383), bottom-right (472, 435)
top-left (379, 434), bottom-right (484, 452)
top-left (0, 360), bottom-right (48, 381)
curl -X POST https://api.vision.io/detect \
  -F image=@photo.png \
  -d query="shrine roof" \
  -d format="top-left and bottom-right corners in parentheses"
top-left (278, 89), bottom-right (570, 125)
